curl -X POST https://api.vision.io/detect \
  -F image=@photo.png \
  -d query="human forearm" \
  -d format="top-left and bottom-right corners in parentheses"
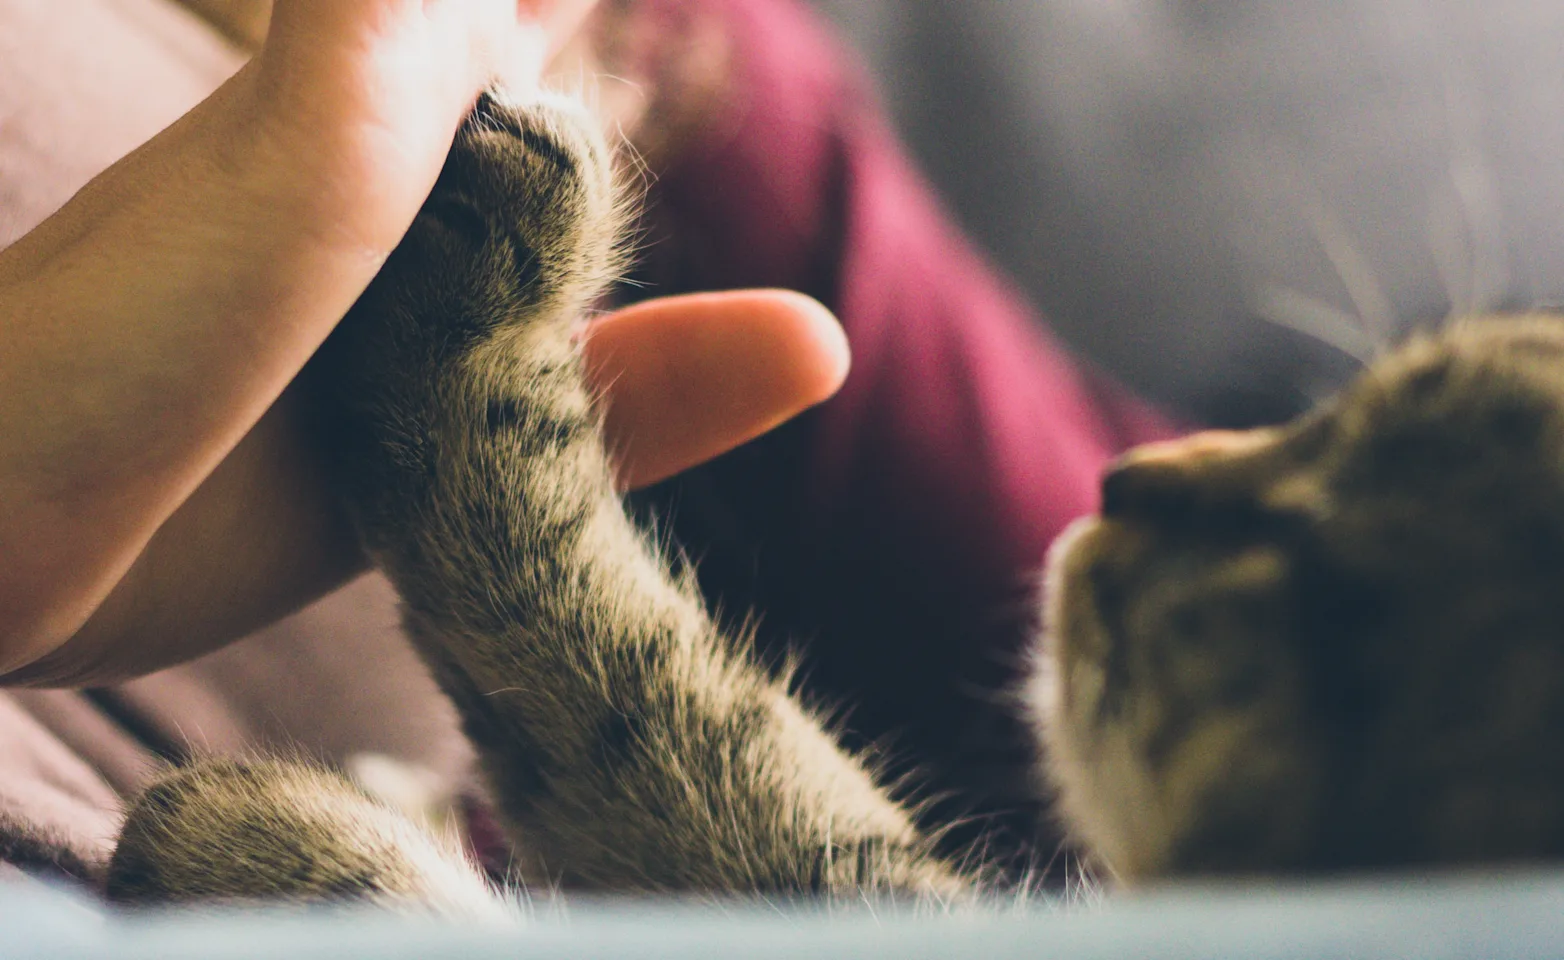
top-left (2, 385), bottom-right (365, 688)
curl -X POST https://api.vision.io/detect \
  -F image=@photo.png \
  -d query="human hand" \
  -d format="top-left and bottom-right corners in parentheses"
top-left (0, 1), bottom-right (847, 683)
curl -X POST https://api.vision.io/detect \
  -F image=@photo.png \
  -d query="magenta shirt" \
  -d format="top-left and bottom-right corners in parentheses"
top-left (626, 0), bottom-right (1175, 865)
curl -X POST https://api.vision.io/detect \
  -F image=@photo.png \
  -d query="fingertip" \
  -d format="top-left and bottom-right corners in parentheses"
top-left (759, 289), bottom-right (852, 408)
top-left (587, 288), bottom-right (851, 408)
top-left (582, 289), bottom-right (853, 490)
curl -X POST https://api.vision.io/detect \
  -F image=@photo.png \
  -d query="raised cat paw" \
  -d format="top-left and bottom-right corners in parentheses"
top-left (416, 89), bottom-right (622, 342)
top-left (308, 89), bottom-right (624, 554)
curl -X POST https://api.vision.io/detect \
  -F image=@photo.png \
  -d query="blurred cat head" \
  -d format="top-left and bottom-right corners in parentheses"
top-left (1035, 316), bottom-right (1564, 881)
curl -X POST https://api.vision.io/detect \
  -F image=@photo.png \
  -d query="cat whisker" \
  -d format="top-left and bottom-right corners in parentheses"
top-left (480, 685), bottom-right (528, 698)
top-left (1297, 197), bottom-right (1398, 356)
top-left (1252, 285), bottom-right (1377, 366)
top-left (1427, 59), bottom-right (1509, 322)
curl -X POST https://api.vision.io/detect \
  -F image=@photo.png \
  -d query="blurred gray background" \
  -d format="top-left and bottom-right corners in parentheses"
top-left (807, 0), bottom-right (1564, 425)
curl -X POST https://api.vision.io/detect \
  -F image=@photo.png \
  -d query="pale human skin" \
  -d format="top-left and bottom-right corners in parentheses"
top-left (0, 0), bottom-right (849, 686)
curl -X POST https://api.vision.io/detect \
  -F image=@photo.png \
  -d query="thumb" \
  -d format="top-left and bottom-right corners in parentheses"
top-left (582, 291), bottom-right (852, 491)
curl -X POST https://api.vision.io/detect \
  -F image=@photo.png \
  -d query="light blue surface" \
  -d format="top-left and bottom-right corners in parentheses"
top-left (4, 872), bottom-right (1562, 959)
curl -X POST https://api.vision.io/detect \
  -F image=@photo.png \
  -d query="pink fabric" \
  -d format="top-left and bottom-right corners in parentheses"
top-left (637, 0), bottom-right (1170, 570)
top-left (823, 90), bottom-right (1172, 585)
top-left (627, 0), bottom-right (1174, 862)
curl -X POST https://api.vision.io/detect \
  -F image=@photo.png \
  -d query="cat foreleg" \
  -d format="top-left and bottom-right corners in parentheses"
top-left (317, 92), bottom-right (973, 899)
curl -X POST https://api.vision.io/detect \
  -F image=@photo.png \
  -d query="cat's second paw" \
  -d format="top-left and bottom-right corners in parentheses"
top-left (107, 759), bottom-right (507, 919)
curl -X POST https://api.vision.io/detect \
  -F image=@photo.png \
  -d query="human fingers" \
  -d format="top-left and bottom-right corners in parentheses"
top-left (251, 1), bottom-right (601, 256)
top-left (582, 291), bottom-right (852, 491)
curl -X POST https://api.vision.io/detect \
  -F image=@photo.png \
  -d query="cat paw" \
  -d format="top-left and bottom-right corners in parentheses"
top-left (309, 89), bottom-right (623, 547)
top-left (320, 88), bottom-right (621, 390)
top-left (406, 88), bottom-right (622, 347)
top-left (107, 759), bottom-right (507, 919)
